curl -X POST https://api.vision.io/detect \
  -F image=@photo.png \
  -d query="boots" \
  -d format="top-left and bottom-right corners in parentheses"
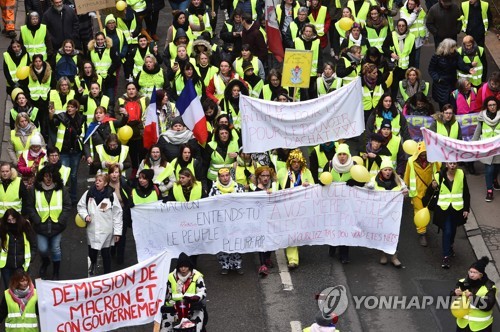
top-left (52, 261), bottom-right (61, 280)
top-left (391, 254), bottom-right (402, 268)
top-left (39, 257), bottom-right (50, 279)
top-left (379, 252), bottom-right (388, 265)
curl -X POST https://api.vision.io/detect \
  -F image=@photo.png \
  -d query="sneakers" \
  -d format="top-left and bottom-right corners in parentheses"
top-left (391, 254), bottom-right (402, 268)
top-left (441, 256), bottom-right (450, 269)
top-left (235, 267), bottom-right (244, 275)
top-left (220, 268), bottom-right (229, 275)
top-left (486, 190), bottom-right (493, 202)
top-left (379, 253), bottom-right (388, 265)
top-left (258, 265), bottom-right (269, 277)
top-left (419, 234), bottom-right (428, 247)
top-left (494, 179), bottom-right (500, 191)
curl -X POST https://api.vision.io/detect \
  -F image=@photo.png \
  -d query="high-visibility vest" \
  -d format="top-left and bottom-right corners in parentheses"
top-left (331, 168), bottom-right (352, 182)
top-left (103, 28), bottom-right (126, 62)
top-left (400, 7), bottom-right (427, 38)
top-left (435, 170), bottom-right (464, 211)
top-left (294, 38), bottom-right (320, 76)
top-left (313, 145), bottom-right (329, 174)
top-left (340, 57), bottom-right (361, 86)
top-left (277, 168), bottom-right (314, 189)
top-left (207, 140), bottom-right (239, 181)
top-left (289, 21), bottom-right (300, 40)
top-left (276, 3), bottom-right (300, 25)
top-left (132, 47), bottom-right (152, 77)
top-left (234, 163), bottom-right (256, 186)
top-left (138, 69), bottom-right (164, 96)
top-left (347, 0), bottom-right (374, 24)
top-left (35, 189), bottom-right (63, 222)
top-left (233, 0), bottom-right (258, 20)
top-left (49, 90), bottom-right (75, 115)
top-left (171, 26), bottom-right (194, 42)
top-left (270, 153), bottom-right (287, 174)
top-left (375, 114), bottom-right (402, 136)
top-left (461, 1), bottom-right (489, 32)
top-left (172, 182), bottom-right (202, 202)
top-left (308, 6), bottom-right (327, 36)
top-left (221, 100), bottom-right (242, 129)
top-left (20, 24), bottom-right (48, 59)
top-left (0, 233), bottom-right (31, 271)
top-left (390, 31), bottom-right (415, 70)
top-left (84, 95), bottom-right (110, 125)
top-left (74, 75), bottom-right (103, 96)
top-left (117, 17), bottom-right (138, 45)
top-left (363, 152), bottom-right (383, 175)
top-left (38, 164), bottom-right (70, 186)
top-left (55, 120), bottom-right (83, 151)
top-left (168, 41), bottom-right (193, 61)
top-left (174, 74), bottom-right (203, 96)
top-left (365, 26), bottom-right (388, 52)
top-left (385, 135), bottom-right (401, 167)
top-left (456, 278), bottom-right (496, 331)
top-left (95, 144), bottom-right (129, 175)
top-left (128, 0), bottom-right (146, 12)
top-left (3, 52), bottom-right (29, 87)
top-left (171, 158), bottom-right (196, 180)
top-left (436, 120), bottom-right (459, 139)
top-left (0, 177), bottom-right (22, 218)
top-left (152, 164), bottom-right (175, 185)
top-left (131, 188), bottom-right (158, 204)
top-left (248, 79), bottom-right (264, 98)
top-left (212, 74), bottom-right (238, 101)
top-left (4, 289), bottom-right (38, 332)
top-left (188, 12), bottom-right (213, 38)
top-left (197, 64), bottom-right (218, 87)
top-left (261, 84), bottom-right (274, 100)
top-left (316, 76), bottom-right (341, 96)
top-left (28, 72), bottom-right (51, 101)
top-left (457, 46), bottom-right (484, 87)
top-left (88, 121), bottom-right (116, 160)
top-left (407, 161), bottom-right (437, 197)
top-left (481, 122), bottom-right (500, 139)
top-left (166, 271), bottom-right (203, 305)
top-left (234, 57), bottom-right (260, 78)
top-left (10, 130), bottom-right (39, 158)
top-left (398, 80), bottom-right (429, 102)
top-left (21, 150), bottom-right (47, 170)
top-left (90, 48), bottom-right (113, 79)
top-left (362, 84), bottom-right (384, 111)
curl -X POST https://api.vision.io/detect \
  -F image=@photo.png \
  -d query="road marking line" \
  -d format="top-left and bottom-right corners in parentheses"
top-left (276, 249), bottom-right (294, 291)
top-left (290, 321), bottom-right (302, 332)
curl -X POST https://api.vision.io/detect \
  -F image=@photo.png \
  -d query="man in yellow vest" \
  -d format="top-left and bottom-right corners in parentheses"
top-left (0, 163), bottom-right (29, 219)
top-left (453, 256), bottom-right (496, 331)
top-left (19, 11), bottom-right (53, 60)
top-left (457, 35), bottom-right (487, 87)
top-left (460, 0), bottom-right (491, 47)
top-left (399, 0), bottom-right (428, 69)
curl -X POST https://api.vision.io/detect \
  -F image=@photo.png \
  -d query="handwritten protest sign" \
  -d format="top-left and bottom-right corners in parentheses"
top-left (282, 49), bottom-right (313, 88)
top-left (421, 127), bottom-right (500, 162)
top-left (239, 78), bottom-right (364, 153)
top-left (74, 0), bottom-right (115, 14)
top-left (405, 114), bottom-right (479, 141)
top-left (37, 251), bottom-right (172, 332)
top-left (131, 184), bottom-right (404, 262)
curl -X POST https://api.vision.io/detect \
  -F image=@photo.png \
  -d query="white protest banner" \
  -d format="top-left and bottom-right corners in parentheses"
top-left (131, 184), bottom-right (404, 261)
top-left (239, 78), bottom-right (364, 153)
top-left (37, 251), bottom-right (172, 332)
top-left (421, 127), bottom-right (500, 162)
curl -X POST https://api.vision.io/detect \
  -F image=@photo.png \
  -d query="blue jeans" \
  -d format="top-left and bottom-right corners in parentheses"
top-left (442, 215), bottom-right (457, 257)
top-left (37, 233), bottom-right (62, 262)
top-left (484, 164), bottom-right (500, 190)
top-left (169, 0), bottom-right (189, 12)
top-left (60, 152), bottom-right (81, 202)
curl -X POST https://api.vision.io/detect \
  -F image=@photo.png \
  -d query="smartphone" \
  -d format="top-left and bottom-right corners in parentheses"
top-left (173, 62), bottom-right (179, 67)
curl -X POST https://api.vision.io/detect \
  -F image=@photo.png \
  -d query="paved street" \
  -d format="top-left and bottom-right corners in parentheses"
top-left (0, 0), bottom-right (499, 331)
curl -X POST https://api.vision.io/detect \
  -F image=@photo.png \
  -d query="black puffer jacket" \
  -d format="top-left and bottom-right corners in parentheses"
top-left (428, 53), bottom-right (471, 106)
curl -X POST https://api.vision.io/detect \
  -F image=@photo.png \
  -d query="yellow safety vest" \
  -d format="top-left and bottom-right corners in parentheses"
top-left (331, 168), bottom-right (352, 182)
top-left (294, 38), bottom-right (320, 76)
top-left (188, 12), bottom-right (213, 38)
top-left (84, 95), bottom-right (110, 125)
top-left (172, 158), bottom-right (196, 180)
top-left (340, 57), bottom-right (361, 86)
top-left (95, 144), bottom-right (129, 175)
top-left (385, 135), bottom-right (401, 167)
top-left (365, 26), bottom-right (388, 52)
top-left (90, 48), bottom-right (113, 79)
top-left (197, 64), bottom-right (218, 87)
top-left (316, 76), bottom-right (341, 96)
top-left (10, 130), bottom-right (39, 158)
top-left (436, 120), bottom-right (459, 139)
top-left (248, 79), bottom-right (264, 98)
top-left (234, 163), bottom-right (256, 186)
top-left (308, 6), bottom-right (327, 36)
top-left (117, 17), bottom-right (138, 45)
top-left (362, 84), bottom-right (384, 111)
top-left (461, 1), bottom-right (489, 32)
top-left (138, 69), bottom-right (164, 96)
top-left (0, 233), bottom-right (31, 271)
top-left (276, 3), bottom-right (300, 25)
top-left (74, 75), bottom-right (103, 96)
top-left (375, 114), bottom-right (402, 136)
top-left (235, 57), bottom-right (260, 78)
top-left (347, 0), bottom-right (374, 24)
top-left (49, 90), bottom-right (75, 115)
top-left (132, 47), bottom-right (152, 77)
top-left (4, 289), bottom-right (38, 332)
top-left (168, 41), bottom-right (193, 61)
top-left (457, 46), bottom-right (484, 87)
top-left (313, 145), bottom-right (329, 173)
top-left (207, 140), bottom-right (239, 181)
top-left (212, 74), bottom-right (239, 101)
top-left (166, 271), bottom-right (203, 305)
top-left (390, 31), bottom-right (415, 70)
top-left (401, 7), bottom-right (427, 38)
top-left (398, 81), bottom-right (429, 101)
top-left (481, 122), bottom-right (500, 139)
top-left (172, 182), bottom-right (202, 202)
top-left (435, 170), bottom-right (464, 210)
top-left (233, 0), bottom-right (258, 20)
top-left (3, 52), bottom-right (29, 87)
top-left (20, 24), bottom-right (48, 59)
top-left (456, 278), bottom-right (496, 331)
top-left (277, 168), bottom-right (314, 189)
top-left (55, 121), bottom-right (83, 151)
top-left (132, 188), bottom-right (158, 204)
top-left (28, 72), bottom-right (51, 101)
top-left (103, 28), bottom-right (126, 62)
top-left (0, 177), bottom-right (22, 218)
top-left (35, 189), bottom-right (62, 222)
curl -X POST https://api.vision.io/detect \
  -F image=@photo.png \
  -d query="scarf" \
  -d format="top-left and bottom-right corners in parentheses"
top-left (161, 129), bottom-right (194, 144)
top-left (463, 44), bottom-right (479, 56)
top-left (34, 66), bottom-right (43, 74)
top-left (397, 32), bottom-right (408, 53)
top-left (375, 173), bottom-right (398, 190)
top-left (176, 270), bottom-right (192, 294)
top-left (301, 33), bottom-right (316, 42)
top-left (347, 52), bottom-right (361, 65)
top-left (331, 155), bottom-right (353, 174)
top-left (479, 109), bottom-right (500, 125)
top-left (216, 179), bottom-right (237, 194)
top-left (366, 142), bottom-right (382, 154)
top-left (349, 33), bottom-right (362, 46)
top-left (406, 81), bottom-right (418, 97)
top-left (89, 185), bottom-right (110, 205)
top-left (18, 125), bottom-right (32, 136)
top-left (288, 170), bottom-right (302, 187)
top-left (219, 73), bottom-right (232, 85)
top-left (29, 149), bottom-right (42, 158)
top-left (381, 110), bottom-right (394, 120)
top-left (321, 73), bottom-right (335, 91)
top-left (10, 285), bottom-right (34, 313)
top-left (364, 74), bottom-right (377, 89)
top-left (41, 182), bottom-right (55, 190)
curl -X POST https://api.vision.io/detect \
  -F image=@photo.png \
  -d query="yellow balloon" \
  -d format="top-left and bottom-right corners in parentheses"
top-left (338, 17), bottom-right (354, 31)
top-left (451, 295), bottom-right (470, 319)
top-left (352, 156), bottom-right (364, 166)
top-left (414, 207), bottom-right (430, 228)
top-left (403, 140), bottom-right (418, 155)
top-left (350, 165), bottom-right (370, 183)
top-left (116, 0), bottom-right (127, 11)
top-left (16, 66), bottom-right (30, 80)
top-left (75, 214), bottom-right (87, 228)
top-left (118, 125), bottom-right (133, 142)
top-left (319, 172), bottom-right (333, 186)
top-left (385, 71), bottom-right (393, 88)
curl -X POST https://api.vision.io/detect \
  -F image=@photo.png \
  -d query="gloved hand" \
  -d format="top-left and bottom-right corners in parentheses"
top-left (184, 295), bottom-right (200, 303)
top-left (345, 179), bottom-right (357, 187)
top-left (244, 169), bottom-right (252, 178)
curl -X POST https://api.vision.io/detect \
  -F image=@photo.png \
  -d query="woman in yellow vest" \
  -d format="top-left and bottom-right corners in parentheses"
top-left (196, 51), bottom-right (219, 88)
top-left (277, 149), bottom-right (314, 269)
top-left (241, 60), bottom-right (264, 98)
top-left (366, 93), bottom-right (411, 141)
top-left (137, 146), bottom-right (176, 196)
top-left (452, 256), bottom-right (496, 332)
top-left (7, 113), bottom-right (40, 165)
top-left (79, 81), bottom-right (111, 123)
top-left (27, 54), bottom-right (52, 134)
top-left (378, 118), bottom-right (406, 176)
top-left (53, 39), bottom-right (81, 85)
top-left (187, 0), bottom-right (213, 39)
top-left (77, 173), bottom-right (123, 276)
top-left (136, 54), bottom-right (168, 97)
top-left (219, 79), bottom-right (249, 131)
top-left (316, 62), bottom-right (340, 97)
top-left (472, 96), bottom-right (500, 203)
top-left (156, 89), bottom-right (179, 134)
top-left (172, 62), bottom-right (204, 98)
top-left (457, 35), bottom-right (487, 88)
top-left (339, 23), bottom-right (370, 57)
top-left (396, 67), bottom-right (429, 110)
top-left (48, 76), bottom-right (75, 143)
top-left (260, 69), bottom-right (285, 101)
top-left (94, 133), bottom-right (132, 176)
top-left (171, 144), bottom-right (205, 184)
top-left (232, 44), bottom-right (265, 80)
top-left (366, 156), bottom-right (408, 267)
top-left (0, 270), bottom-right (39, 331)
top-left (204, 125), bottom-right (240, 184)
top-left (430, 162), bottom-right (469, 268)
top-left (17, 133), bottom-right (46, 189)
top-left (0, 209), bottom-right (36, 288)
top-left (361, 132), bottom-right (392, 176)
top-left (166, 168), bottom-right (207, 203)
top-left (365, 6), bottom-right (389, 53)
top-left (10, 88), bottom-right (40, 132)
top-left (231, 149), bottom-right (257, 191)
top-left (75, 60), bottom-right (103, 97)
top-left (166, 11), bottom-right (193, 44)
top-left (3, 39), bottom-right (30, 97)
top-left (31, 165), bottom-right (71, 280)
top-left (131, 169), bottom-right (162, 205)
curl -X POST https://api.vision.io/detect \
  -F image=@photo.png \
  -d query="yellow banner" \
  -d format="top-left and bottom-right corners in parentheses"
top-left (282, 49), bottom-right (313, 88)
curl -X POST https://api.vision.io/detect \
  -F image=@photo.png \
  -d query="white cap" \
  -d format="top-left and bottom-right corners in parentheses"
top-left (30, 133), bottom-right (42, 146)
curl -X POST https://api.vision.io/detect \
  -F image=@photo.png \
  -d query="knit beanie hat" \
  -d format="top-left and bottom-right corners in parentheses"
top-left (176, 252), bottom-right (194, 270)
top-left (470, 256), bottom-right (489, 274)
top-left (242, 60), bottom-right (254, 73)
top-left (380, 156), bottom-right (394, 170)
top-left (105, 14), bottom-right (116, 25)
top-left (381, 118), bottom-right (392, 129)
top-left (336, 143), bottom-right (351, 156)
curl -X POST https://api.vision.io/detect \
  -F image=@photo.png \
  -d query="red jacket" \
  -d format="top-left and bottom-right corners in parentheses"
top-left (309, 4), bottom-right (331, 48)
top-left (474, 83), bottom-right (500, 112)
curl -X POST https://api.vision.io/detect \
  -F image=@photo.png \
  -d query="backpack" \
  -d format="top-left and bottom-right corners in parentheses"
top-left (55, 55), bottom-right (78, 81)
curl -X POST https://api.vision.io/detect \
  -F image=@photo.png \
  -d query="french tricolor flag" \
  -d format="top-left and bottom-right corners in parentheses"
top-left (177, 80), bottom-right (208, 145)
top-left (265, 0), bottom-right (284, 62)
top-left (143, 87), bottom-right (159, 149)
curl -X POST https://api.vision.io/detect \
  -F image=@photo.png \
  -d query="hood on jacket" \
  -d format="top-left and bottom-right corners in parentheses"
top-left (87, 36), bottom-right (113, 52)
top-left (29, 61), bottom-right (52, 83)
top-left (174, 28), bottom-right (189, 44)
top-left (223, 79), bottom-right (249, 101)
top-left (192, 39), bottom-right (212, 57)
